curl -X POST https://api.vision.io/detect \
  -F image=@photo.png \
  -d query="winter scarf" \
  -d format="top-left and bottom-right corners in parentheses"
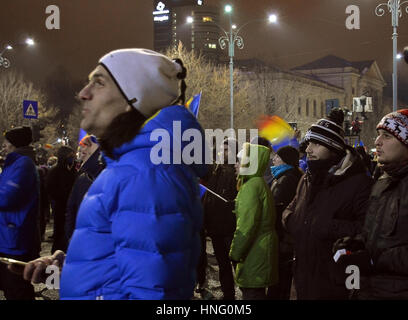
top-left (270, 164), bottom-right (293, 179)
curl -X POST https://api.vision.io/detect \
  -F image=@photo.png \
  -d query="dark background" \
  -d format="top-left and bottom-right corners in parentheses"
top-left (0, 0), bottom-right (407, 102)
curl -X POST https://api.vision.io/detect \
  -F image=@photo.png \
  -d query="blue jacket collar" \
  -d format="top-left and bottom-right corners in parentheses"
top-left (102, 105), bottom-right (208, 178)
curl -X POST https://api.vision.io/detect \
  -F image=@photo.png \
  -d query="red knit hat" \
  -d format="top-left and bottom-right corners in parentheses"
top-left (376, 109), bottom-right (408, 147)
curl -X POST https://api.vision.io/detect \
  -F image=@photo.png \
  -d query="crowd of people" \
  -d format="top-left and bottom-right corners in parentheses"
top-left (0, 47), bottom-right (407, 300)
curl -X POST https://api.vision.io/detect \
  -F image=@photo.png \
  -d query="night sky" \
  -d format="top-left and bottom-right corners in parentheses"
top-left (1, 0), bottom-right (407, 101)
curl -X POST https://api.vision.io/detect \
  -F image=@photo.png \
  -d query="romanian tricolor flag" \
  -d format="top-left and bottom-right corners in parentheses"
top-left (199, 184), bottom-right (207, 199)
top-left (257, 115), bottom-right (298, 151)
top-left (185, 92), bottom-right (202, 118)
top-left (78, 128), bottom-right (88, 143)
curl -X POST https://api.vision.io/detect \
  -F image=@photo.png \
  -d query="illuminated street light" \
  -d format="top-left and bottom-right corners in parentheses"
top-left (224, 5), bottom-right (232, 13)
top-left (25, 38), bottom-right (35, 46)
top-left (396, 53), bottom-right (402, 59)
top-left (375, 0), bottom-right (408, 111)
top-left (217, 6), bottom-right (278, 129)
top-left (268, 14), bottom-right (278, 24)
top-left (186, 16), bottom-right (194, 24)
top-left (0, 37), bottom-right (36, 69)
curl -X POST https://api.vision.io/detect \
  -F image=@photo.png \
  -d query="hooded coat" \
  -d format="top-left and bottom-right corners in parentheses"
top-left (283, 148), bottom-right (373, 299)
top-left (60, 105), bottom-right (208, 300)
top-left (230, 143), bottom-right (279, 288)
top-left (0, 146), bottom-right (40, 257)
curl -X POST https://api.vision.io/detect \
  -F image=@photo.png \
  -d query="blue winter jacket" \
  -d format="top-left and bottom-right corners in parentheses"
top-left (0, 148), bottom-right (40, 257)
top-left (60, 105), bottom-right (208, 300)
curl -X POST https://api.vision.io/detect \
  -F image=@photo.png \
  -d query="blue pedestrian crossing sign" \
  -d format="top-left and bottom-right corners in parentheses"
top-left (23, 100), bottom-right (38, 119)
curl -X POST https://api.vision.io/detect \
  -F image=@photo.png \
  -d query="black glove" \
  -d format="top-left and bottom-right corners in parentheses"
top-left (332, 236), bottom-right (365, 254)
top-left (336, 249), bottom-right (373, 276)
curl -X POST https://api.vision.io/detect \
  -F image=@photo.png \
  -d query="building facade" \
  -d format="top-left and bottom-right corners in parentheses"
top-left (235, 55), bottom-right (388, 149)
top-left (292, 55), bottom-right (388, 148)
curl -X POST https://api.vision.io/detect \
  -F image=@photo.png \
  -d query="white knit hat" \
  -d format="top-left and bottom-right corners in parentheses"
top-left (99, 48), bottom-right (183, 117)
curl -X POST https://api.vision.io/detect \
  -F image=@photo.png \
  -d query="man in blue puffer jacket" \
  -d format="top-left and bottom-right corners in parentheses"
top-left (0, 126), bottom-right (40, 300)
top-left (18, 49), bottom-right (208, 300)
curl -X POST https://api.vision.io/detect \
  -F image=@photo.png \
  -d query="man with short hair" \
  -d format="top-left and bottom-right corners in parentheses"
top-left (0, 126), bottom-right (40, 300)
top-left (16, 49), bottom-right (208, 300)
top-left (335, 109), bottom-right (408, 299)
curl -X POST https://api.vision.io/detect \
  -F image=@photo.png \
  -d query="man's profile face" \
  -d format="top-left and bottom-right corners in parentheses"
top-left (78, 65), bottom-right (131, 137)
top-left (375, 129), bottom-right (408, 164)
top-left (272, 153), bottom-right (284, 166)
top-left (306, 142), bottom-right (332, 161)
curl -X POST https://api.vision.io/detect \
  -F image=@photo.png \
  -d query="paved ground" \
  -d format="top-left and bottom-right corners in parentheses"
top-left (1, 222), bottom-right (296, 300)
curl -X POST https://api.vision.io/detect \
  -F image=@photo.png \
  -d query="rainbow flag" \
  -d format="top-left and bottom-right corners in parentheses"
top-left (185, 92), bottom-right (202, 118)
top-left (257, 115), bottom-right (297, 151)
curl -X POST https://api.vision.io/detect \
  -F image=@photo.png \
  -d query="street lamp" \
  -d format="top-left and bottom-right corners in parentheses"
top-left (375, 0), bottom-right (408, 111)
top-left (0, 37), bottom-right (35, 69)
top-left (219, 4), bottom-right (278, 129)
top-left (25, 38), bottom-right (35, 46)
top-left (0, 45), bottom-right (13, 68)
top-left (268, 14), bottom-right (278, 24)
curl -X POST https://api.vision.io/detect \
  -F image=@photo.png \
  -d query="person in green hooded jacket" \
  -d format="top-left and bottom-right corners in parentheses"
top-left (230, 142), bottom-right (279, 300)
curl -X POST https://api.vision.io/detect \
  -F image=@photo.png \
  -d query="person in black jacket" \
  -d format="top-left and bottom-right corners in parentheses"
top-left (199, 138), bottom-right (238, 300)
top-left (65, 135), bottom-right (105, 244)
top-left (282, 109), bottom-right (373, 300)
top-left (46, 146), bottom-right (77, 253)
top-left (267, 145), bottom-right (303, 300)
top-left (334, 109), bottom-right (408, 299)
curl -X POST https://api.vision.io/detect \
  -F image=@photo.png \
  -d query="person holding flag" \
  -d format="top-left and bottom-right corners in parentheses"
top-left (198, 137), bottom-right (238, 300)
top-left (15, 48), bottom-right (208, 300)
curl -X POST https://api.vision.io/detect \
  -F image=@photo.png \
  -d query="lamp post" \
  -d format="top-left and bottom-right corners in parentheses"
top-left (0, 38), bottom-right (35, 69)
top-left (218, 4), bottom-right (277, 129)
top-left (0, 45), bottom-right (12, 69)
top-left (375, 0), bottom-right (408, 111)
top-left (186, 7), bottom-right (277, 129)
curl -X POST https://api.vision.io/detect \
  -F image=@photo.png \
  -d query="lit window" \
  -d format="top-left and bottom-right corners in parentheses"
top-left (203, 17), bottom-right (213, 22)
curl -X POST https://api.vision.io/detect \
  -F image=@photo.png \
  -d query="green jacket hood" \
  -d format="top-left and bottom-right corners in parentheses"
top-left (238, 143), bottom-right (271, 180)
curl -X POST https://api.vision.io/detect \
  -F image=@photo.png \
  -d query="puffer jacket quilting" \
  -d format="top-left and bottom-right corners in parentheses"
top-left (60, 105), bottom-right (208, 300)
